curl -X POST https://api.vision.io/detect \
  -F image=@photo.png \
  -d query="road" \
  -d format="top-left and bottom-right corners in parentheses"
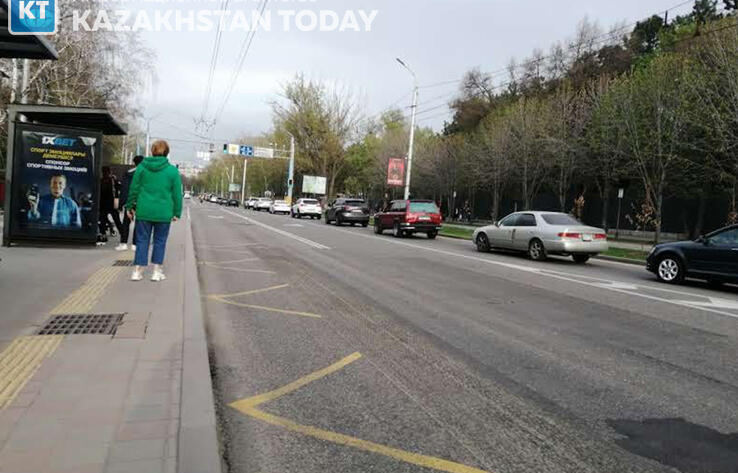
top-left (189, 200), bottom-right (738, 473)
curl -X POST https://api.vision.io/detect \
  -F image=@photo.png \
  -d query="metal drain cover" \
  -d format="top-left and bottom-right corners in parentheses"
top-left (113, 260), bottom-right (134, 267)
top-left (38, 314), bottom-right (125, 335)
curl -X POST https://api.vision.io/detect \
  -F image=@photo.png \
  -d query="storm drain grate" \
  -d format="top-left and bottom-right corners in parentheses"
top-left (113, 260), bottom-right (135, 267)
top-left (38, 314), bottom-right (125, 335)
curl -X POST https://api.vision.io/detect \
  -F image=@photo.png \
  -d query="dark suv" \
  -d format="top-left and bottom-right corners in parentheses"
top-left (324, 198), bottom-right (370, 226)
top-left (374, 200), bottom-right (442, 239)
top-left (646, 224), bottom-right (738, 285)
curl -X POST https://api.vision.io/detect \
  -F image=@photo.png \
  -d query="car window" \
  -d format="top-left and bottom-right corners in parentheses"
top-left (345, 200), bottom-right (365, 206)
top-left (517, 214), bottom-right (537, 227)
top-left (710, 228), bottom-right (738, 246)
top-left (498, 214), bottom-right (518, 227)
top-left (541, 214), bottom-right (581, 225)
top-left (301, 199), bottom-right (318, 204)
top-left (392, 201), bottom-right (407, 212)
top-left (409, 202), bottom-right (439, 213)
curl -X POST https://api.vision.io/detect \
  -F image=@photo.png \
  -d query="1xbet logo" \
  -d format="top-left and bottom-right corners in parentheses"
top-left (42, 136), bottom-right (76, 146)
top-left (8, 0), bottom-right (57, 35)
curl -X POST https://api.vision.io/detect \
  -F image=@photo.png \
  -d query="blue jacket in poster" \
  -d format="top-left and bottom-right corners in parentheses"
top-left (28, 194), bottom-right (82, 228)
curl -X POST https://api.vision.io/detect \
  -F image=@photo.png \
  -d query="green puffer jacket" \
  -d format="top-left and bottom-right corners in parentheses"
top-left (127, 156), bottom-right (183, 222)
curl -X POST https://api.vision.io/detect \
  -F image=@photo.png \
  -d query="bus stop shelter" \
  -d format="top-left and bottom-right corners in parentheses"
top-left (2, 105), bottom-right (127, 246)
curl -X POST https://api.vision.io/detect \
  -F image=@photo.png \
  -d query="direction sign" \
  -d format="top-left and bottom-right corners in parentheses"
top-left (254, 147), bottom-right (274, 158)
top-left (240, 145), bottom-right (254, 157)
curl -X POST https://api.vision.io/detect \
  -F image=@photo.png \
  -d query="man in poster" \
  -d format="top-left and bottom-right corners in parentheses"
top-left (27, 173), bottom-right (82, 228)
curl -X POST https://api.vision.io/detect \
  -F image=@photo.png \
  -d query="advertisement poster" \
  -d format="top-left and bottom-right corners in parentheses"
top-left (10, 124), bottom-right (102, 242)
top-left (302, 175), bottom-right (327, 195)
top-left (387, 158), bottom-right (405, 186)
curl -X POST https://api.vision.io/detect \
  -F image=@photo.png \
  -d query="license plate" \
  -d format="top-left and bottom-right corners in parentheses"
top-left (582, 234), bottom-right (592, 242)
top-left (419, 216), bottom-right (431, 221)
top-left (352, 210), bottom-right (363, 213)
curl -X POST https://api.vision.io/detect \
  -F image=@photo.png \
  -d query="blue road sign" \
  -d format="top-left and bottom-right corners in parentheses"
top-left (240, 145), bottom-right (254, 157)
top-left (9, 0), bottom-right (57, 35)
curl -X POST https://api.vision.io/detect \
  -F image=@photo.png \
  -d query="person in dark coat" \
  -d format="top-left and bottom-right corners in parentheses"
top-left (116, 155), bottom-right (144, 251)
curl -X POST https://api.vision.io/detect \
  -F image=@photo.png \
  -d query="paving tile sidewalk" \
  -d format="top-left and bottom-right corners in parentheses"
top-left (0, 216), bottom-right (221, 473)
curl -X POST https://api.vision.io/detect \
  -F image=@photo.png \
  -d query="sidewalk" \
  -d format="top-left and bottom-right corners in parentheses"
top-left (0, 215), bottom-right (221, 473)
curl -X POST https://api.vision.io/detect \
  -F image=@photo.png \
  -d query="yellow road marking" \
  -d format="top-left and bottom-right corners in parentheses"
top-left (229, 353), bottom-right (493, 473)
top-left (0, 336), bottom-right (64, 409)
top-left (50, 266), bottom-right (124, 315)
top-left (210, 297), bottom-right (322, 319)
top-left (208, 284), bottom-right (289, 299)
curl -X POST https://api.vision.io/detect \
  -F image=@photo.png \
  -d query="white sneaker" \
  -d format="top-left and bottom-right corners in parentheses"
top-left (131, 245), bottom-right (136, 252)
top-left (115, 244), bottom-right (128, 251)
top-left (151, 265), bottom-right (166, 282)
top-left (131, 267), bottom-right (143, 281)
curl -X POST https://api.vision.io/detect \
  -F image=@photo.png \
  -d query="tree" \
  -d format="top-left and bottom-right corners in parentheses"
top-left (272, 75), bottom-right (362, 199)
top-left (506, 98), bottom-right (549, 209)
top-left (608, 54), bottom-right (691, 242)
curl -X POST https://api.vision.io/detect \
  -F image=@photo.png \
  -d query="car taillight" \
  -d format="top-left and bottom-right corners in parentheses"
top-left (594, 233), bottom-right (607, 240)
top-left (558, 232), bottom-right (582, 239)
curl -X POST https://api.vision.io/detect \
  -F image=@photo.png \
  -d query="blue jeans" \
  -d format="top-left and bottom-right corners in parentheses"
top-left (134, 221), bottom-right (171, 266)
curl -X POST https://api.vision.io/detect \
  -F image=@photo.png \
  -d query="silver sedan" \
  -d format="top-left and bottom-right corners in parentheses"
top-left (472, 211), bottom-right (609, 263)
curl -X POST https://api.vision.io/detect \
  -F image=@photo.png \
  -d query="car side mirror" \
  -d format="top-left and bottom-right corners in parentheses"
top-left (494, 221), bottom-right (499, 227)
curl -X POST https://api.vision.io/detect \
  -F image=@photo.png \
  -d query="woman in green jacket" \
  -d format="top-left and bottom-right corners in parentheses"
top-left (127, 140), bottom-right (183, 281)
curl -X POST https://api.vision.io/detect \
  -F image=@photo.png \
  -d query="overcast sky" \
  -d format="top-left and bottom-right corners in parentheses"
top-left (130, 0), bottom-right (693, 162)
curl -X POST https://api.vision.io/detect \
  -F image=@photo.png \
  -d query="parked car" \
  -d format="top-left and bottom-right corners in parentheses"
top-left (228, 199), bottom-right (239, 207)
top-left (374, 199), bottom-right (442, 238)
top-left (646, 224), bottom-right (738, 284)
top-left (183, 192), bottom-right (191, 200)
top-left (292, 198), bottom-right (322, 219)
top-left (255, 198), bottom-right (272, 212)
top-left (472, 212), bottom-right (607, 263)
top-left (325, 198), bottom-right (370, 226)
top-left (246, 197), bottom-right (258, 209)
top-left (269, 200), bottom-right (291, 215)
top-left (209, 195), bottom-right (219, 203)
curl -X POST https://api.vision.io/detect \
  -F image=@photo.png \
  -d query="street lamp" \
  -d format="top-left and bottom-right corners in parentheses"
top-left (396, 58), bottom-right (418, 201)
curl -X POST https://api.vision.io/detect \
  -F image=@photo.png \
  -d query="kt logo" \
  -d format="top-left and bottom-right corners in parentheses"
top-left (8, 0), bottom-right (57, 35)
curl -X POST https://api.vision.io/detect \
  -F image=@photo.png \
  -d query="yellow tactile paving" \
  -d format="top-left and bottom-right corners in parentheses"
top-left (0, 335), bottom-right (64, 409)
top-left (50, 266), bottom-right (125, 315)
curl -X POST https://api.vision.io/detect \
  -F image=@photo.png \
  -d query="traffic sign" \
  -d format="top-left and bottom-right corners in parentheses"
top-left (240, 145), bottom-right (254, 157)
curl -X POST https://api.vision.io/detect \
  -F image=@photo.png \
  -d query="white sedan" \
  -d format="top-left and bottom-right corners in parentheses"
top-left (269, 200), bottom-right (291, 215)
top-left (472, 211), bottom-right (608, 263)
top-left (291, 198), bottom-right (322, 219)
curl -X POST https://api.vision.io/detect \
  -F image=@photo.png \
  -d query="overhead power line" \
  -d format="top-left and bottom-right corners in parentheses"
top-left (212, 0), bottom-right (270, 126)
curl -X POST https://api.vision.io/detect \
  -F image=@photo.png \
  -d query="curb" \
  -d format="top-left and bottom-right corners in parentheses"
top-left (178, 216), bottom-right (223, 473)
top-left (594, 255), bottom-right (645, 266)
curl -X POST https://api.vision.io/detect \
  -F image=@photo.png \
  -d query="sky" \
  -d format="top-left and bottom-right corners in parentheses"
top-left (125, 0), bottom-right (695, 163)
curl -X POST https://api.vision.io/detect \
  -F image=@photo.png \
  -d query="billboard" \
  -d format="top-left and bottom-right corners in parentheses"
top-left (302, 175), bottom-right (327, 195)
top-left (8, 123), bottom-right (102, 243)
top-left (387, 158), bottom-right (405, 186)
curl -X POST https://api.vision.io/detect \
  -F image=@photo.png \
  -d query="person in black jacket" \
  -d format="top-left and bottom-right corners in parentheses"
top-left (99, 166), bottom-right (123, 241)
top-left (116, 155), bottom-right (144, 251)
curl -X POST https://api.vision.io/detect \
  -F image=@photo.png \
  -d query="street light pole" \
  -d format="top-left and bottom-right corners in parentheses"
top-left (397, 58), bottom-right (418, 201)
top-left (287, 134), bottom-right (295, 204)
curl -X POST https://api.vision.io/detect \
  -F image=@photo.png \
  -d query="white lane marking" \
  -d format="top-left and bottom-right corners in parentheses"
top-left (287, 218), bottom-right (738, 320)
top-left (220, 208), bottom-right (330, 250)
top-left (208, 216), bottom-right (225, 219)
top-left (283, 224), bottom-right (304, 228)
top-left (187, 206), bottom-right (191, 221)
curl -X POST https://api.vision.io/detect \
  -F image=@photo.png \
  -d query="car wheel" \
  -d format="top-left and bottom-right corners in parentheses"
top-left (573, 254), bottom-right (590, 264)
top-left (336, 215), bottom-right (343, 226)
top-left (374, 220), bottom-right (383, 234)
top-left (528, 239), bottom-right (547, 261)
top-left (324, 216), bottom-right (331, 225)
top-left (362, 222), bottom-right (369, 228)
top-left (475, 233), bottom-right (491, 252)
top-left (393, 222), bottom-right (403, 238)
top-left (657, 255), bottom-right (684, 284)
top-left (427, 231), bottom-right (438, 240)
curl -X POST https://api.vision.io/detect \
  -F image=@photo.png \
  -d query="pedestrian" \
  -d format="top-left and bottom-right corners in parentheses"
top-left (116, 155), bottom-right (144, 251)
top-left (127, 141), bottom-right (183, 282)
top-left (99, 166), bottom-right (123, 239)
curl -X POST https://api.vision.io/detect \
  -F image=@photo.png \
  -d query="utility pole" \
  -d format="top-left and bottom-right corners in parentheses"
top-left (397, 58), bottom-right (418, 201)
top-left (287, 134), bottom-right (295, 204)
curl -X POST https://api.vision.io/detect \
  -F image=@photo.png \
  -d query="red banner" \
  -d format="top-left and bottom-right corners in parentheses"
top-left (387, 158), bottom-right (405, 186)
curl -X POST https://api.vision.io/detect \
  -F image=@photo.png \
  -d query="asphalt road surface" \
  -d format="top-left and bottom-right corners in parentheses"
top-left (189, 200), bottom-right (738, 473)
